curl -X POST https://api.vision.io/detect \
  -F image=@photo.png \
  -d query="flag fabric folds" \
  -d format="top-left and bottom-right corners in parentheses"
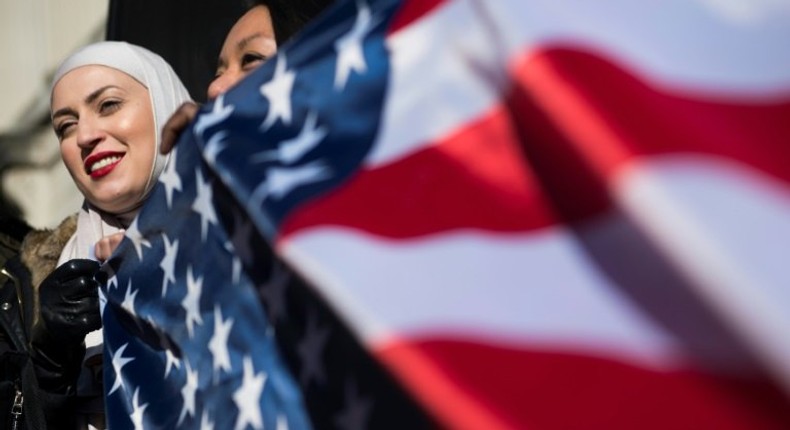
top-left (102, 0), bottom-right (790, 428)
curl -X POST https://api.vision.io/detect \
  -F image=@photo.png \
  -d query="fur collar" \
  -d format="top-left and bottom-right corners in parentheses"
top-left (19, 214), bottom-right (78, 321)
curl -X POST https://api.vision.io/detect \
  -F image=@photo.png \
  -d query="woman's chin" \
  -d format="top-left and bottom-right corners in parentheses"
top-left (88, 197), bottom-right (136, 216)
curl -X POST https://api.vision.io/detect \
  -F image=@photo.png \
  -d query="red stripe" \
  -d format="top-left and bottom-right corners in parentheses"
top-left (282, 47), bottom-right (790, 238)
top-left (378, 338), bottom-right (790, 430)
top-left (388, 0), bottom-right (448, 35)
top-left (280, 105), bottom-right (557, 239)
top-left (508, 47), bottom-right (790, 222)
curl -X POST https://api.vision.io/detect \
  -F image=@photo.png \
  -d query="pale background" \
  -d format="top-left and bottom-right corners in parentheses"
top-left (0, 0), bottom-right (107, 229)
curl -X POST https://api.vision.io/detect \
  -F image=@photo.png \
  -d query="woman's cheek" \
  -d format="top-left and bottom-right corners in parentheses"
top-left (61, 146), bottom-right (83, 177)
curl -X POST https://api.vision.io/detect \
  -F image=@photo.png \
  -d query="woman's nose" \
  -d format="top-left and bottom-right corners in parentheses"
top-left (207, 70), bottom-right (240, 100)
top-left (207, 74), bottom-right (229, 101)
top-left (75, 120), bottom-right (103, 149)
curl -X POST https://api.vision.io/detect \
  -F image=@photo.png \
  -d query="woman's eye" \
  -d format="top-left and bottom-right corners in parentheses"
top-left (56, 122), bottom-right (75, 138)
top-left (241, 53), bottom-right (266, 69)
top-left (99, 100), bottom-right (122, 114)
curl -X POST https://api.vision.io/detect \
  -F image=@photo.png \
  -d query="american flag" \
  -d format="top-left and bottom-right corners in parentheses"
top-left (103, 0), bottom-right (790, 428)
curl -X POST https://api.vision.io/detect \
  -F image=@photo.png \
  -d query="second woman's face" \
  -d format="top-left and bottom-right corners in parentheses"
top-left (207, 5), bottom-right (277, 100)
top-left (51, 65), bottom-right (156, 214)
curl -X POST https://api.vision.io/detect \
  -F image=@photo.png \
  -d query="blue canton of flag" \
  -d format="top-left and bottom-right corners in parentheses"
top-left (103, 0), bottom-right (433, 428)
top-left (102, 130), bottom-right (312, 429)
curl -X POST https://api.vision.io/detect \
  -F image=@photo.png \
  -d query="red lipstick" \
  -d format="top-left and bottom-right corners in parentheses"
top-left (84, 152), bottom-right (124, 179)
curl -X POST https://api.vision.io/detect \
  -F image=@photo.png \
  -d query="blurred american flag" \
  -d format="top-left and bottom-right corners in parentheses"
top-left (102, 0), bottom-right (790, 428)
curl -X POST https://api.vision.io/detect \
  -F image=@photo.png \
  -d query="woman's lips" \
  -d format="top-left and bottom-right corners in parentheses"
top-left (84, 152), bottom-right (124, 179)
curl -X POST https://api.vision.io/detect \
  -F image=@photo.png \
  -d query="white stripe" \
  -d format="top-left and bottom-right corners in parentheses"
top-left (369, 0), bottom-right (503, 167)
top-left (372, 0), bottom-right (790, 166)
top-left (280, 227), bottom-right (687, 370)
top-left (482, 0), bottom-right (790, 98)
top-left (616, 156), bottom-right (790, 390)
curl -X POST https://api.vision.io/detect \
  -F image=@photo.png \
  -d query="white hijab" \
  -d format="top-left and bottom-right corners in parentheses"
top-left (51, 41), bottom-right (192, 264)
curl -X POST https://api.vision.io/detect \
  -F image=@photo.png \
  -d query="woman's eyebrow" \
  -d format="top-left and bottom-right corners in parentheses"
top-left (85, 85), bottom-right (120, 105)
top-left (52, 85), bottom-right (120, 120)
top-left (237, 33), bottom-right (265, 51)
top-left (52, 106), bottom-right (77, 121)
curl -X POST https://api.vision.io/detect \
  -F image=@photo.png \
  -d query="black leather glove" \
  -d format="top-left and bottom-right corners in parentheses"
top-left (31, 259), bottom-right (102, 393)
top-left (37, 259), bottom-right (102, 343)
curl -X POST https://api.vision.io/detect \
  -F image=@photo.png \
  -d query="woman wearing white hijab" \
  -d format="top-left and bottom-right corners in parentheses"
top-left (51, 41), bottom-right (191, 261)
top-left (27, 41), bottom-right (190, 429)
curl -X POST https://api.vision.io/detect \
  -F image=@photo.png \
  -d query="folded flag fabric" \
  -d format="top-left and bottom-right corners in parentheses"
top-left (103, 0), bottom-right (790, 428)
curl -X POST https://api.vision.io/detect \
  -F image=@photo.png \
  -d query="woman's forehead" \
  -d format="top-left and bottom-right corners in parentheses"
top-left (55, 65), bottom-right (147, 94)
top-left (52, 65), bottom-right (147, 104)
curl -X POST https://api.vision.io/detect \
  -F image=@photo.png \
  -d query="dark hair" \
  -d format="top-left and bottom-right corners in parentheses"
top-left (246, 0), bottom-right (334, 46)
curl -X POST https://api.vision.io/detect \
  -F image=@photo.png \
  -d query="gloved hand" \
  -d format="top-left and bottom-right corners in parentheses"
top-left (31, 259), bottom-right (102, 393)
top-left (38, 259), bottom-right (102, 344)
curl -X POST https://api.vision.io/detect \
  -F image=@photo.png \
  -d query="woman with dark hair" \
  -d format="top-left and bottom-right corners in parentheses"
top-left (156, 0), bottom-right (334, 159)
top-left (209, 0), bottom-right (332, 100)
top-left (206, 2), bottom-right (278, 100)
top-left (258, 0), bottom-right (332, 47)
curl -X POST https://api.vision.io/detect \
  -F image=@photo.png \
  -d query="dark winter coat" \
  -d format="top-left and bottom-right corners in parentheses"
top-left (0, 215), bottom-right (78, 430)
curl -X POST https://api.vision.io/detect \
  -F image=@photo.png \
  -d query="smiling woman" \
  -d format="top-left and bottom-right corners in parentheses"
top-left (15, 40), bottom-right (193, 429)
top-left (51, 67), bottom-right (157, 216)
top-left (50, 42), bottom-right (190, 224)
